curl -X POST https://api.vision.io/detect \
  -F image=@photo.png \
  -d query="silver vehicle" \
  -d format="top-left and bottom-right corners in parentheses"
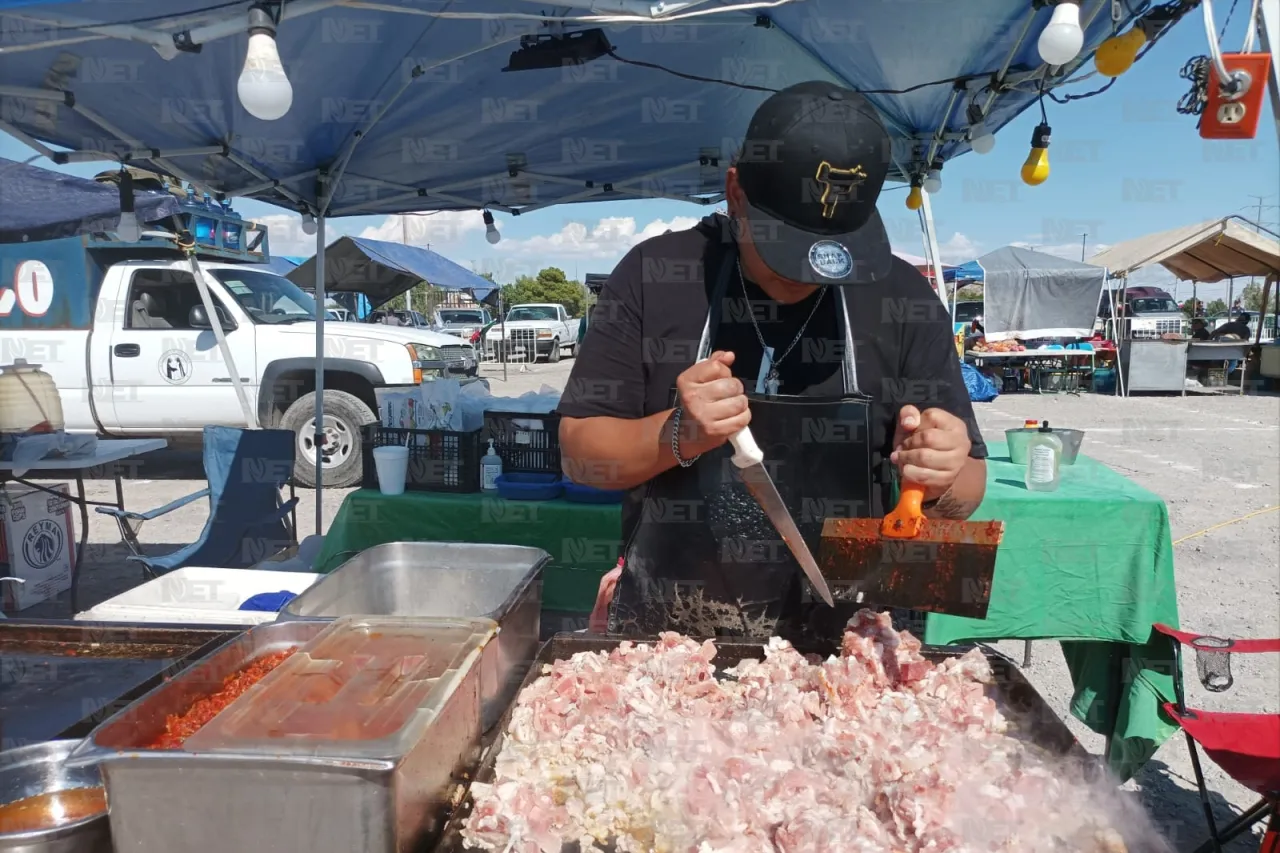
top-left (433, 307), bottom-right (492, 341)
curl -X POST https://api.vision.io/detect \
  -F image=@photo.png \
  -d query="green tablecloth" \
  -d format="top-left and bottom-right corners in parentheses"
top-left (313, 490), bottom-right (623, 613)
top-left (317, 445), bottom-right (1179, 778)
top-left (925, 443), bottom-right (1179, 780)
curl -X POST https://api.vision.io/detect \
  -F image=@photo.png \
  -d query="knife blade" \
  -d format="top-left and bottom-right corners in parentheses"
top-left (729, 427), bottom-right (836, 608)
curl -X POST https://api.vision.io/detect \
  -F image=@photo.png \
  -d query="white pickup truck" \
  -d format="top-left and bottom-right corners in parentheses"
top-left (484, 303), bottom-right (581, 363)
top-left (0, 236), bottom-right (475, 487)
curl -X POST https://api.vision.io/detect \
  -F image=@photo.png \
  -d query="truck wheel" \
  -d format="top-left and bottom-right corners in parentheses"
top-left (281, 390), bottom-right (375, 489)
top-left (547, 339), bottom-right (561, 363)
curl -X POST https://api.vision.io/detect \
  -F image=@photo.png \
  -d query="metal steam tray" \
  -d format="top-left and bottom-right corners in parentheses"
top-left (71, 617), bottom-right (498, 853)
top-left (278, 541), bottom-right (548, 731)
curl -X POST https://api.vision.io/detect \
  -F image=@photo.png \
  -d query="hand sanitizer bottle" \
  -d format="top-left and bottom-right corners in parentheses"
top-left (1024, 421), bottom-right (1063, 492)
top-left (480, 439), bottom-right (503, 492)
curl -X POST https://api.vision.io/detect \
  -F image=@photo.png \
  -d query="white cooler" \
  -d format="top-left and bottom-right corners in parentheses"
top-left (75, 567), bottom-right (321, 626)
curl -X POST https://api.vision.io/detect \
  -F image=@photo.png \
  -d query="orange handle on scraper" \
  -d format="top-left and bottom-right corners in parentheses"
top-left (882, 483), bottom-right (927, 540)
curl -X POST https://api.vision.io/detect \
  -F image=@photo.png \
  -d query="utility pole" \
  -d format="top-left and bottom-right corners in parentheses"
top-left (1080, 232), bottom-right (1088, 262)
top-left (1243, 195), bottom-right (1278, 306)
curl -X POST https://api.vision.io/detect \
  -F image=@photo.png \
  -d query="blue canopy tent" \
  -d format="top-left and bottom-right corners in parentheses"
top-left (0, 157), bottom-right (180, 243)
top-left (0, 0), bottom-right (1192, 515)
top-left (945, 260), bottom-right (987, 284)
top-left (253, 255), bottom-right (302, 276)
top-left (287, 236), bottom-right (496, 308)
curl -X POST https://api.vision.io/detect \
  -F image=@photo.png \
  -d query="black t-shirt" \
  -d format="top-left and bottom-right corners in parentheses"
top-left (559, 214), bottom-right (987, 525)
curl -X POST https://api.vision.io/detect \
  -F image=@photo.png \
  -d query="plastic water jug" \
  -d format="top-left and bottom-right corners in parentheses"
top-left (0, 360), bottom-right (64, 434)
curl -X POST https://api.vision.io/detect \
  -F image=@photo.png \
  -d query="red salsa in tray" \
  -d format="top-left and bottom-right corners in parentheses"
top-left (147, 648), bottom-right (298, 749)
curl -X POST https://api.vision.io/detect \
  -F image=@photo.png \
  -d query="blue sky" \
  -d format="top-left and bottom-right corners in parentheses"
top-left (4, 10), bottom-right (1275, 303)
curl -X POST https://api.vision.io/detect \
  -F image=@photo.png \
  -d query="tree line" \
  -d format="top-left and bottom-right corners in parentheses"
top-left (386, 266), bottom-right (587, 318)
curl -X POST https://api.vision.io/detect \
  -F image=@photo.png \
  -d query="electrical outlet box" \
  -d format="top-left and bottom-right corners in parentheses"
top-left (1200, 53), bottom-right (1273, 140)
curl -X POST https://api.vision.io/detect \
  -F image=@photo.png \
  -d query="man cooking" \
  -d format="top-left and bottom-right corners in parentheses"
top-left (559, 82), bottom-right (988, 640)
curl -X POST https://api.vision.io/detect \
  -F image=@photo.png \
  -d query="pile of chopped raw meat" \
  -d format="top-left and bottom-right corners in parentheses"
top-left (462, 610), bottom-right (1130, 853)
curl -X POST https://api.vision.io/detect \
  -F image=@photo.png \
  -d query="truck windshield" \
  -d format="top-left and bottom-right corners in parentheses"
top-left (440, 310), bottom-right (486, 324)
top-left (210, 269), bottom-right (317, 323)
top-left (508, 307), bottom-right (556, 321)
top-left (1130, 297), bottom-right (1179, 313)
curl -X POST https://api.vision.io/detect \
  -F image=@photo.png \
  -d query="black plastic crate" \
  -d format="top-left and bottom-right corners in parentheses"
top-left (361, 425), bottom-right (482, 493)
top-left (483, 410), bottom-right (561, 475)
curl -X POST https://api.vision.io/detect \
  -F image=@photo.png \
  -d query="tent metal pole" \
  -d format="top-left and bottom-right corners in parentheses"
top-left (185, 255), bottom-right (256, 427)
top-left (314, 213), bottom-right (327, 535)
top-left (1258, 0), bottom-right (1280, 144)
top-left (919, 190), bottom-right (949, 319)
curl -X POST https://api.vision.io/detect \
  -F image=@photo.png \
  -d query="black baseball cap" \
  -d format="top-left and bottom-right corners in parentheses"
top-left (735, 81), bottom-right (894, 285)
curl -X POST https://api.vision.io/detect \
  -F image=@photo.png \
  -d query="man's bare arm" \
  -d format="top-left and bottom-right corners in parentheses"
top-left (560, 411), bottom-right (680, 491)
top-left (923, 457), bottom-right (986, 520)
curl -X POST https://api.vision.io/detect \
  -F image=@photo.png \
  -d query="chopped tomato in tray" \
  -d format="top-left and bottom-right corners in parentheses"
top-left (147, 648), bottom-right (298, 749)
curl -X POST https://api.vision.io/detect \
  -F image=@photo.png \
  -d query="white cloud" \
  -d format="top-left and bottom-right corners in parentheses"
top-left (495, 215), bottom-right (703, 260)
top-left (250, 213), bottom-right (317, 257)
top-left (358, 211), bottom-right (483, 247)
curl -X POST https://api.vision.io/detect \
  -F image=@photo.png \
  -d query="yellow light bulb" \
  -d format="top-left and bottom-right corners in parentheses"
top-left (906, 185), bottom-right (923, 210)
top-left (1094, 27), bottom-right (1146, 77)
top-left (1021, 146), bottom-right (1050, 186)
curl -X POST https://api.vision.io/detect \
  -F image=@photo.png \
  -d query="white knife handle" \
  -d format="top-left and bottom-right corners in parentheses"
top-left (729, 426), bottom-right (763, 468)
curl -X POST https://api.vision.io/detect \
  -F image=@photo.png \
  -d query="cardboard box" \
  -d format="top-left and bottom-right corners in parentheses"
top-left (1, 483), bottom-right (75, 611)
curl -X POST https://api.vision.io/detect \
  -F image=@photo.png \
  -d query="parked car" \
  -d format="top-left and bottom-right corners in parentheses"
top-left (1099, 286), bottom-right (1186, 339)
top-left (954, 300), bottom-right (984, 327)
top-left (484, 303), bottom-right (581, 362)
top-left (433, 307), bottom-right (492, 342)
top-left (0, 232), bottom-right (474, 487)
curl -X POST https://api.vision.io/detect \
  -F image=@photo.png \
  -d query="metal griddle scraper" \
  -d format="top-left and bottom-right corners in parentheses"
top-left (728, 427), bottom-right (835, 607)
top-left (817, 482), bottom-right (1004, 618)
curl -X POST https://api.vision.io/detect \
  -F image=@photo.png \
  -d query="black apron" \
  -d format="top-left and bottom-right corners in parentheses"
top-left (609, 247), bottom-right (876, 644)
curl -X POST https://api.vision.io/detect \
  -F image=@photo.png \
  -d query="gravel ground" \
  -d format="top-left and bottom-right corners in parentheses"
top-left (7, 359), bottom-right (1277, 849)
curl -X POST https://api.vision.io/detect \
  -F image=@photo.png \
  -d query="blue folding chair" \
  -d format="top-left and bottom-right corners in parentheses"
top-left (98, 426), bottom-right (299, 578)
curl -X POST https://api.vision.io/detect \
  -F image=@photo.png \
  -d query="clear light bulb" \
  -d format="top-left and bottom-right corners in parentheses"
top-left (905, 184), bottom-right (923, 211)
top-left (969, 122), bottom-right (996, 154)
top-left (483, 210), bottom-right (501, 245)
top-left (116, 211), bottom-right (141, 242)
top-left (1094, 26), bottom-right (1147, 77)
top-left (301, 212), bottom-right (317, 236)
top-left (923, 164), bottom-right (943, 194)
top-left (1038, 1), bottom-right (1084, 66)
top-left (237, 29), bottom-right (293, 121)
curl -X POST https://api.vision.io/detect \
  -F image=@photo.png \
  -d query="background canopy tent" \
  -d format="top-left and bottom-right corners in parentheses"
top-left (0, 157), bottom-right (179, 243)
top-left (253, 255), bottom-right (303, 276)
top-left (0, 0), bottom-right (1162, 217)
top-left (1089, 217), bottom-right (1280, 283)
top-left (945, 260), bottom-right (986, 284)
top-left (968, 246), bottom-right (1107, 341)
top-left (287, 237), bottom-right (497, 309)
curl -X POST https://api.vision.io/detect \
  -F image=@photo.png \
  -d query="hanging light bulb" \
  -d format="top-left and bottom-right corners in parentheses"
top-left (905, 177), bottom-right (924, 211)
top-left (1094, 25), bottom-right (1147, 77)
top-left (483, 210), bottom-right (501, 245)
top-left (237, 4), bottom-right (293, 121)
top-left (1037, 0), bottom-right (1085, 66)
top-left (966, 104), bottom-right (996, 154)
top-left (300, 210), bottom-right (317, 236)
top-left (116, 170), bottom-right (141, 242)
top-left (1021, 122), bottom-right (1052, 186)
top-left (922, 159), bottom-right (944, 194)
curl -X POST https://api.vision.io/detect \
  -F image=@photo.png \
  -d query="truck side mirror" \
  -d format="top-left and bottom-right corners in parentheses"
top-left (190, 304), bottom-right (237, 332)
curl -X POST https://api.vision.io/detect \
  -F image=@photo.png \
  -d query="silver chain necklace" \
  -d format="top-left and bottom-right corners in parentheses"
top-left (737, 258), bottom-right (829, 396)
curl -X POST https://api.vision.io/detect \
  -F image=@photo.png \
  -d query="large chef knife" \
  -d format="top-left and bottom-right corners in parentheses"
top-left (728, 427), bottom-right (835, 607)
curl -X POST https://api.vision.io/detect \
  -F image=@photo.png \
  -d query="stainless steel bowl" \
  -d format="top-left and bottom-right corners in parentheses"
top-left (0, 741), bottom-right (111, 853)
top-left (1005, 428), bottom-right (1086, 466)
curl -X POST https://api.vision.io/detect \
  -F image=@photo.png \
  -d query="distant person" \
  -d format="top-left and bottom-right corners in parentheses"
top-left (1190, 318), bottom-right (1211, 341)
top-left (1212, 312), bottom-right (1250, 375)
top-left (1212, 312), bottom-right (1251, 340)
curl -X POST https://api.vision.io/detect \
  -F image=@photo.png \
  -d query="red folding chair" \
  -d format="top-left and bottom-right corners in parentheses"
top-left (1154, 624), bottom-right (1280, 853)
